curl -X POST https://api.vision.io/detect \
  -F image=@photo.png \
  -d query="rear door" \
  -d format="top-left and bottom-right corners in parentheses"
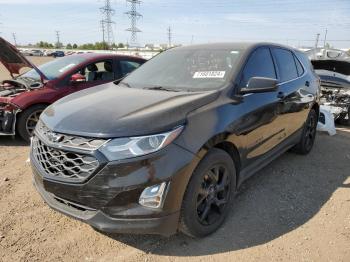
top-left (271, 47), bottom-right (311, 136)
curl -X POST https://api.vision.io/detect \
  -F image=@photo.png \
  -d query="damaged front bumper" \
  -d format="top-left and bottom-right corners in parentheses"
top-left (0, 102), bottom-right (20, 135)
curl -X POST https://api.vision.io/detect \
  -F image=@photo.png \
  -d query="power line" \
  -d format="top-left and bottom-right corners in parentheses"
top-left (125, 0), bottom-right (142, 47)
top-left (100, 0), bottom-right (115, 49)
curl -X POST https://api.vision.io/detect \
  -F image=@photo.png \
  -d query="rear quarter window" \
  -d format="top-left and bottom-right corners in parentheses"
top-left (294, 55), bottom-right (304, 76)
top-left (272, 48), bottom-right (298, 82)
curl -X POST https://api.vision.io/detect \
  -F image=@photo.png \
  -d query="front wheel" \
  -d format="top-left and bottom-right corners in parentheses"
top-left (292, 108), bottom-right (318, 155)
top-left (17, 105), bottom-right (47, 142)
top-left (179, 148), bottom-right (236, 238)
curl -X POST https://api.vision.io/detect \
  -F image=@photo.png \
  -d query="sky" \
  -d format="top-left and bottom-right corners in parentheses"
top-left (0, 0), bottom-right (349, 48)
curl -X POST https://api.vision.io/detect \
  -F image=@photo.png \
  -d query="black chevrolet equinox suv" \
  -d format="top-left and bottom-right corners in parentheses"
top-left (30, 43), bottom-right (320, 238)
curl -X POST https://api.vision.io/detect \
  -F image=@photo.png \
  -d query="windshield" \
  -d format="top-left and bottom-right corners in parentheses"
top-left (121, 48), bottom-right (242, 91)
top-left (20, 56), bottom-right (87, 81)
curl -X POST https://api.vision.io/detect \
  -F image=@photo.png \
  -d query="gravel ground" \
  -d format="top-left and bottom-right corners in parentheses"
top-left (0, 57), bottom-right (349, 261)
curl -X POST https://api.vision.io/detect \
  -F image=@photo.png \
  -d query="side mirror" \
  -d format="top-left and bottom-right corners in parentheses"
top-left (240, 77), bottom-right (278, 94)
top-left (70, 73), bottom-right (86, 84)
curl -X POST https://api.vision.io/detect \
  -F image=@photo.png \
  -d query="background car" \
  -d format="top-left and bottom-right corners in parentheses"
top-left (0, 37), bottom-right (146, 141)
top-left (30, 50), bottom-right (44, 56)
top-left (51, 51), bottom-right (65, 58)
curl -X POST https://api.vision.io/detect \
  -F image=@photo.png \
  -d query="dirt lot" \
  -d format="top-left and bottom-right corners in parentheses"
top-left (0, 58), bottom-right (349, 261)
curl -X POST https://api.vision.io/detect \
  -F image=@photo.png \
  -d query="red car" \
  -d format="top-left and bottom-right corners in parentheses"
top-left (0, 37), bottom-right (146, 141)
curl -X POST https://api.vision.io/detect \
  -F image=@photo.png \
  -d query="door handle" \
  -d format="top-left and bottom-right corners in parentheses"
top-left (305, 81), bottom-right (310, 87)
top-left (277, 92), bottom-right (286, 99)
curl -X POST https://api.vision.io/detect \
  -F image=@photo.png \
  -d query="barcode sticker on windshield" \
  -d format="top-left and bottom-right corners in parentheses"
top-left (193, 71), bottom-right (226, 79)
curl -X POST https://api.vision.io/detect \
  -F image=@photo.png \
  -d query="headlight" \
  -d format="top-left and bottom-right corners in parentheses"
top-left (99, 126), bottom-right (184, 161)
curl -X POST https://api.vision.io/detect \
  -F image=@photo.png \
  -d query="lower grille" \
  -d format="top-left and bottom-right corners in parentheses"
top-left (32, 136), bottom-right (99, 182)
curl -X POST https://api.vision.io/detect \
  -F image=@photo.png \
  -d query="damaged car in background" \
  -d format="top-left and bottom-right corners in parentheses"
top-left (307, 48), bottom-right (350, 126)
top-left (0, 37), bottom-right (145, 141)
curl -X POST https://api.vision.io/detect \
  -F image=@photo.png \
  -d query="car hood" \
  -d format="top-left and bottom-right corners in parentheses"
top-left (0, 37), bottom-right (47, 81)
top-left (41, 84), bottom-right (219, 138)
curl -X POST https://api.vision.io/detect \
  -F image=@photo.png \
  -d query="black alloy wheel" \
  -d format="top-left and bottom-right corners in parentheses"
top-left (304, 110), bottom-right (317, 152)
top-left (292, 108), bottom-right (318, 155)
top-left (180, 148), bottom-right (236, 238)
top-left (196, 164), bottom-right (231, 226)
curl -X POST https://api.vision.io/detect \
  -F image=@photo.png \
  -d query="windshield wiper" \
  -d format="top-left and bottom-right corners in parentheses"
top-left (118, 82), bottom-right (132, 88)
top-left (143, 86), bottom-right (181, 92)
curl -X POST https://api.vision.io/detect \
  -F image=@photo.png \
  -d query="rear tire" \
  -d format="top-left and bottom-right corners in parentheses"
top-left (17, 105), bottom-right (47, 142)
top-left (179, 148), bottom-right (236, 238)
top-left (292, 108), bottom-right (318, 155)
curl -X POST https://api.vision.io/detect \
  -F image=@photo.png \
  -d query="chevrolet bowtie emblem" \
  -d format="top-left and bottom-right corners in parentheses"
top-left (47, 131), bottom-right (63, 143)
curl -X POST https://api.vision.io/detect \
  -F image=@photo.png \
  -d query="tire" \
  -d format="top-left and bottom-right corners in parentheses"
top-left (17, 104), bottom-right (47, 142)
top-left (179, 148), bottom-right (236, 238)
top-left (292, 108), bottom-right (318, 155)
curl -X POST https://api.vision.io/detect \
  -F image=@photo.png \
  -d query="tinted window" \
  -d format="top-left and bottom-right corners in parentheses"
top-left (119, 61), bottom-right (142, 77)
top-left (294, 55), bottom-right (304, 76)
top-left (240, 47), bottom-right (276, 87)
top-left (272, 48), bottom-right (298, 82)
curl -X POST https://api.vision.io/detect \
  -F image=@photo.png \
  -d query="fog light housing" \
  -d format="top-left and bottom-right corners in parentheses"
top-left (139, 182), bottom-right (169, 209)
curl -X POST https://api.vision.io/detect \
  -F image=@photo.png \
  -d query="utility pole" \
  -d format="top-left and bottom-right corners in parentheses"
top-left (55, 30), bottom-right (61, 48)
top-left (323, 28), bottom-right (328, 48)
top-left (167, 26), bottom-right (172, 48)
top-left (100, 0), bottom-right (115, 49)
top-left (125, 0), bottom-right (142, 47)
top-left (314, 33), bottom-right (320, 49)
top-left (12, 33), bottom-right (17, 46)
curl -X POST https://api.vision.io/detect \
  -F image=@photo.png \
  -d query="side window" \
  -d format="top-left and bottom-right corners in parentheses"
top-left (272, 48), bottom-right (298, 82)
top-left (240, 47), bottom-right (276, 87)
top-left (75, 60), bottom-right (114, 82)
top-left (119, 60), bottom-right (142, 77)
top-left (293, 55), bottom-right (304, 76)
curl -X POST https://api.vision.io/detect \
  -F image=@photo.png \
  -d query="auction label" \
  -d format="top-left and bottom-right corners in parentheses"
top-left (193, 71), bottom-right (226, 78)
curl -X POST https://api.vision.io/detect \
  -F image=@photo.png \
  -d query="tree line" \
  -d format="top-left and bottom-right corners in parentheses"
top-left (34, 41), bottom-right (125, 50)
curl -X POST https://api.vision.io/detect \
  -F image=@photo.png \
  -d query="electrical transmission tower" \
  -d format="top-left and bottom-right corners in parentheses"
top-left (12, 33), bottom-right (17, 46)
top-left (55, 31), bottom-right (61, 48)
top-left (100, 0), bottom-right (115, 49)
top-left (167, 26), bottom-right (172, 48)
top-left (125, 0), bottom-right (142, 47)
top-left (314, 33), bottom-right (320, 49)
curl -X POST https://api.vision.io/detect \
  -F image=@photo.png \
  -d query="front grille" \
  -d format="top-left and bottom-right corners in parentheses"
top-left (32, 136), bottom-right (99, 182)
top-left (36, 121), bottom-right (107, 151)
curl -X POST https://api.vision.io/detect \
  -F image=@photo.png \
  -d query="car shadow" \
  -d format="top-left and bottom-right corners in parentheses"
top-left (103, 130), bottom-right (350, 256)
top-left (0, 136), bottom-right (28, 146)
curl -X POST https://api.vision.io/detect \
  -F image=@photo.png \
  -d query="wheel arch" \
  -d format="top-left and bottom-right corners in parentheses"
top-left (196, 133), bottom-right (242, 188)
top-left (16, 103), bottom-right (50, 119)
top-left (15, 103), bottom-right (50, 139)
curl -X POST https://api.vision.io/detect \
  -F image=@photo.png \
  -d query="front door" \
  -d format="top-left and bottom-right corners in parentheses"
top-left (236, 46), bottom-right (286, 169)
